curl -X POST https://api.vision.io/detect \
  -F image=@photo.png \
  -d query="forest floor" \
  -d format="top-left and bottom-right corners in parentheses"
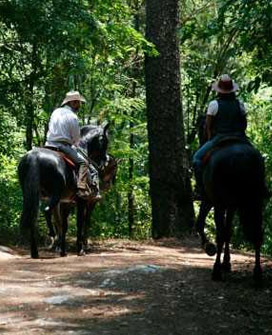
top-left (0, 237), bottom-right (272, 335)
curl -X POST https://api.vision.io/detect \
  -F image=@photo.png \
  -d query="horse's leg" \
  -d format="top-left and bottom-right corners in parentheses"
top-left (44, 207), bottom-right (56, 249)
top-left (30, 227), bottom-right (39, 259)
top-left (222, 208), bottom-right (235, 272)
top-left (44, 206), bottom-right (56, 237)
top-left (254, 245), bottom-right (262, 286)
top-left (59, 204), bottom-right (71, 257)
top-left (196, 200), bottom-right (211, 245)
top-left (44, 182), bottom-right (64, 250)
top-left (52, 204), bottom-right (67, 257)
top-left (52, 205), bottom-right (62, 254)
top-left (76, 199), bottom-right (87, 256)
top-left (252, 207), bottom-right (263, 285)
top-left (44, 192), bottom-right (62, 214)
top-left (83, 202), bottom-right (96, 252)
top-left (44, 192), bottom-right (62, 242)
top-left (212, 207), bottom-right (225, 281)
top-left (196, 200), bottom-right (216, 256)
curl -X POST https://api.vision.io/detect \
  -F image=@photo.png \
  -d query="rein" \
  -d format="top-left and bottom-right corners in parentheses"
top-left (77, 146), bottom-right (101, 171)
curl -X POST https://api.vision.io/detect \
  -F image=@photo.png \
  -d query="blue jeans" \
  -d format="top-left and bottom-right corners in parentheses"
top-left (45, 142), bottom-right (85, 165)
top-left (50, 142), bottom-right (100, 188)
top-left (192, 136), bottom-right (221, 192)
top-left (193, 136), bottom-right (221, 169)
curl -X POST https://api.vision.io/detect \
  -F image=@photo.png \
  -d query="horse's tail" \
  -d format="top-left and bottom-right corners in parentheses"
top-left (18, 152), bottom-right (40, 233)
top-left (239, 204), bottom-right (263, 247)
top-left (239, 150), bottom-right (264, 246)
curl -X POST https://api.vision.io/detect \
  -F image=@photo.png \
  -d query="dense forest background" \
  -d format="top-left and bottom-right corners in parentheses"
top-left (1, 0), bottom-right (272, 253)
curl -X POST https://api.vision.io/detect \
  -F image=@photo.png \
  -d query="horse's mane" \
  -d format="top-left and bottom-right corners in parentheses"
top-left (79, 125), bottom-right (102, 149)
top-left (79, 122), bottom-right (109, 152)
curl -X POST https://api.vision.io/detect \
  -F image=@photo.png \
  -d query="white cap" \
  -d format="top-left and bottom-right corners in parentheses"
top-left (61, 91), bottom-right (86, 106)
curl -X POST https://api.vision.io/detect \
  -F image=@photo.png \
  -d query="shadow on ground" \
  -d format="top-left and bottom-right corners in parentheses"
top-left (0, 237), bottom-right (272, 335)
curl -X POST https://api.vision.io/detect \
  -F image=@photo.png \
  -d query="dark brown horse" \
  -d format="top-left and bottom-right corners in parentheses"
top-left (18, 123), bottom-right (113, 258)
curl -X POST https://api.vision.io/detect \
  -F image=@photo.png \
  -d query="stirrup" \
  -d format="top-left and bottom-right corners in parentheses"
top-left (76, 188), bottom-right (102, 201)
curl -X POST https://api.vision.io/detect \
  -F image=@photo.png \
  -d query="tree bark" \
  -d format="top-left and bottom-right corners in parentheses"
top-left (25, 43), bottom-right (38, 150)
top-left (145, 0), bottom-right (194, 238)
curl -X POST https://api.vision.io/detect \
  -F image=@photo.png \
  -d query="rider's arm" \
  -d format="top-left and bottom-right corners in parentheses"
top-left (205, 115), bottom-right (214, 140)
top-left (239, 101), bottom-right (247, 132)
top-left (205, 100), bottom-right (218, 140)
top-left (69, 116), bottom-right (81, 146)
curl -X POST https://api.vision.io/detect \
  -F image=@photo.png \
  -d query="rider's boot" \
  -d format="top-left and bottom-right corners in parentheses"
top-left (90, 166), bottom-right (102, 201)
top-left (77, 164), bottom-right (102, 201)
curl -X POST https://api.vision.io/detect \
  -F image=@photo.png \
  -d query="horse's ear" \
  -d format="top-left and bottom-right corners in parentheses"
top-left (102, 121), bottom-right (110, 135)
top-left (80, 126), bottom-right (89, 137)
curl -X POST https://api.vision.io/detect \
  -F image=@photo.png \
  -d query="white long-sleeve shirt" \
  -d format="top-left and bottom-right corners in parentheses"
top-left (45, 105), bottom-right (80, 146)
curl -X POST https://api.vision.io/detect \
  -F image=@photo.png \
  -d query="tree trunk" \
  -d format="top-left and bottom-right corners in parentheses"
top-left (128, 0), bottom-right (142, 237)
top-left (145, 0), bottom-right (194, 238)
top-left (25, 43), bottom-right (38, 150)
top-left (25, 84), bottom-right (34, 151)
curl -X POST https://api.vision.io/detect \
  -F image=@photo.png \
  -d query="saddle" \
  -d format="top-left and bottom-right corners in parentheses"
top-left (202, 136), bottom-right (250, 166)
top-left (44, 146), bottom-right (76, 168)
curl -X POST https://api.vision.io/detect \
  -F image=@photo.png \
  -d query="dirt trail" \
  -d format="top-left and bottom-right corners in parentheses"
top-left (0, 238), bottom-right (272, 335)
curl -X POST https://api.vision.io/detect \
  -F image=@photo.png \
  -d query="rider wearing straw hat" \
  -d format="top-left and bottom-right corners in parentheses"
top-left (193, 74), bottom-right (248, 199)
top-left (45, 91), bottom-right (101, 200)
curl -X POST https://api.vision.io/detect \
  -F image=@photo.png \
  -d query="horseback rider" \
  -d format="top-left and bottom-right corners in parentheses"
top-left (45, 91), bottom-right (102, 200)
top-left (193, 74), bottom-right (249, 199)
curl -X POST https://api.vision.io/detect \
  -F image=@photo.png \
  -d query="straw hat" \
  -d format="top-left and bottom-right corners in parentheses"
top-left (212, 74), bottom-right (239, 93)
top-left (61, 91), bottom-right (86, 106)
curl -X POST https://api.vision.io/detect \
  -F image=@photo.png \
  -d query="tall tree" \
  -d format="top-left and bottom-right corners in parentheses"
top-left (145, 0), bottom-right (194, 238)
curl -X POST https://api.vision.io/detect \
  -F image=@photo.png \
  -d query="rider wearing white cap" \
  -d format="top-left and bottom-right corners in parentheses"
top-left (46, 91), bottom-right (101, 200)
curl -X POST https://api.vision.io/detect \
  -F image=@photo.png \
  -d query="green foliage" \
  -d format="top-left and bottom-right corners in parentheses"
top-left (0, 0), bottom-right (152, 244)
top-left (181, 0), bottom-right (272, 254)
top-left (1, 0), bottom-right (272, 253)
top-left (245, 88), bottom-right (272, 254)
top-left (0, 154), bottom-right (22, 244)
top-left (0, 112), bottom-right (25, 244)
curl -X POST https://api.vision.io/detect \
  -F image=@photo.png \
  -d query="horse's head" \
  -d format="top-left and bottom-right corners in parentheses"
top-left (79, 122), bottom-right (109, 167)
top-left (99, 154), bottom-right (120, 192)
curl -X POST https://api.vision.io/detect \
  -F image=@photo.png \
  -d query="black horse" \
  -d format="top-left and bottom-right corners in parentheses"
top-left (48, 153), bottom-right (119, 254)
top-left (199, 140), bottom-right (265, 283)
top-left (18, 122), bottom-right (110, 258)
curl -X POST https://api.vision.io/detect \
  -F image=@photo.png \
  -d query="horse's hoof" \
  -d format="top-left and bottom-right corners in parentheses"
top-left (45, 236), bottom-right (55, 250)
top-left (54, 246), bottom-right (61, 253)
top-left (31, 253), bottom-right (39, 259)
top-left (60, 252), bottom-right (67, 257)
top-left (78, 249), bottom-right (86, 256)
top-left (205, 242), bottom-right (216, 256)
top-left (83, 243), bottom-right (91, 252)
top-left (212, 263), bottom-right (223, 281)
